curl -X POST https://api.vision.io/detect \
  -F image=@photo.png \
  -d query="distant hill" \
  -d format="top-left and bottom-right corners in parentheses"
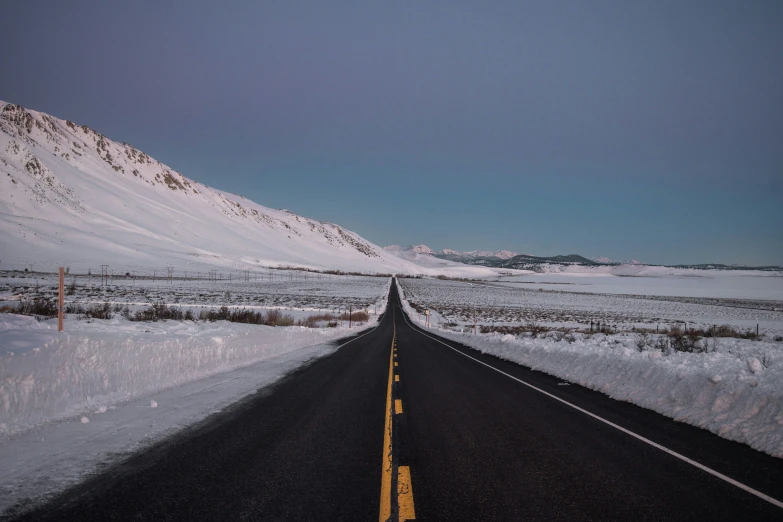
top-left (433, 251), bottom-right (598, 268)
top-left (499, 254), bottom-right (598, 268)
top-left (432, 248), bottom-right (783, 272)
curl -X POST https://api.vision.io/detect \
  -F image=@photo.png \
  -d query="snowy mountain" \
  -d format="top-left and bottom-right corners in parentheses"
top-left (406, 244), bottom-right (436, 255)
top-left (442, 249), bottom-right (521, 259)
top-left (384, 245), bottom-right (522, 260)
top-left (13, 100), bottom-right (761, 279)
top-left (381, 244), bottom-right (504, 278)
top-left (434, 249), bottom-right (529, 264)
top-left (491, 250), bottom-right (519, 260)
top-left (383, 244), bottom-right (437, 255)
top-left (592, 257), bottom-right (644, 265)
top-left (450, 249), bottom-right (524, 259)
top-left (0, 101), bottom-right (432, 275)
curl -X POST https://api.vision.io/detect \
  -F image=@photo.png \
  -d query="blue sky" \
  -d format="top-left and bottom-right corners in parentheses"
top-left (2, 1), bottom-right (782, 265)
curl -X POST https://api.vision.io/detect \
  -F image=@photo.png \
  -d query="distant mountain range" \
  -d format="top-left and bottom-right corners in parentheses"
top-left (384, 245), bottom-right (523, 260)
top-left (384, 245), bottom-right (783, 272)
top-left (384, 245), bottom-right (598, 269)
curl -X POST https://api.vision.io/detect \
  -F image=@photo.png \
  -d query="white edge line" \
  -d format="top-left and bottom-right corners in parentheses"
top-left (399, 306), bottom-right (783, 510)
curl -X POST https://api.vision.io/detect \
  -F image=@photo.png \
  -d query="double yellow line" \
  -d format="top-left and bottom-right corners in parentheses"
top-left (380, 307), bottom-right (415, 522)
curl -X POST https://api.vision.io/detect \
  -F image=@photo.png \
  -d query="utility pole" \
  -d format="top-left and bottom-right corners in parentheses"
top-left (349, 305), bottom-right (352, 328)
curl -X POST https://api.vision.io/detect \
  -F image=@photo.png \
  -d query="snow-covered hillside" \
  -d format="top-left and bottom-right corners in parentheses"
top-left (0, 101), bottom-right (427, 275)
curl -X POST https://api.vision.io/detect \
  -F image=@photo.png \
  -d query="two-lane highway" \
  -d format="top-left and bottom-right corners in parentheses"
top-left (16, 281), bottom-right (783, 520)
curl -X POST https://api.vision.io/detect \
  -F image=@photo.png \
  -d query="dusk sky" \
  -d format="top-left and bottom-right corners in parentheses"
top-left (2, 1), bottom-right (781, 265)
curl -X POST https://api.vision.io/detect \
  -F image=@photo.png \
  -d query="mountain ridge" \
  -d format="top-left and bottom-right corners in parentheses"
top-left (385, 244), bottom-right (522, 260)
top-left (0, 101), bottom-right (421, 275)
top-left (4, 101), bottom-right (778, 277)
top-left (384, 243), bottom-right (783, 272)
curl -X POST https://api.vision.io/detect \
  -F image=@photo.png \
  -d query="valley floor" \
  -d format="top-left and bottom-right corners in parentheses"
top-left (8, 284), bottom-right (783, 520)
top-left (1, 273), bottom-right (782, 517)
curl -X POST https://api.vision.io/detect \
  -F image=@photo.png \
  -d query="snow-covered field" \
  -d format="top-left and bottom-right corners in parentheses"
top-left (0, 275), bottom-right (390, 515)
top-left (1, 275), bottom-right (391, 436)
top-left (0, 270), bottom-right (390, 317)
top-left (397, 279), bottom-right (783, 458)
top-left (398, 277), bottom-right (783, 336)
top-left (488, 268), bottom-right (783, 300)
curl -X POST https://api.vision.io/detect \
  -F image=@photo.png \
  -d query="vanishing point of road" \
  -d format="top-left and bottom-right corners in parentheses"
top-left (17, 282), bottom-right (783, 520)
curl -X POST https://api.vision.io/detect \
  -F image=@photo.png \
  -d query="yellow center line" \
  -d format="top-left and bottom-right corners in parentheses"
top-left (398, 466), bottom-right (416, 521)
top-left (380, 299), bottom-right (416, 521)
top-left (379, 313), bottom-right (395, 521)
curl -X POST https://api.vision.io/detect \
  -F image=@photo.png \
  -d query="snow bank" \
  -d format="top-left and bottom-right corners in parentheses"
top-left (0, 313), bottom-right (375, 436)
top-left (397, 284), bottom-right (783, 458)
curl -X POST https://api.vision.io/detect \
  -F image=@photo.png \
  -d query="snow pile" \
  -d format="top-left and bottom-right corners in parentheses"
top-left (0, 313), bottom-right (375, 436)
top-left (397, 283), bottom-right (783, 458)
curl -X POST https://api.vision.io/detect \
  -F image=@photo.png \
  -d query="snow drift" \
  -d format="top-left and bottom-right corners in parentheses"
top-left (0, 313), bottom-right (376, 436)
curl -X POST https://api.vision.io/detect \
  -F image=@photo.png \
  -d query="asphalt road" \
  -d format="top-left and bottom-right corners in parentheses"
top-left (16, 282), bottom-right (783, 520)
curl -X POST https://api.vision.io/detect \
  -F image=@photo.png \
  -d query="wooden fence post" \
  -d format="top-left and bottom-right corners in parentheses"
top-left (58, 267), bottom-right (64, 332)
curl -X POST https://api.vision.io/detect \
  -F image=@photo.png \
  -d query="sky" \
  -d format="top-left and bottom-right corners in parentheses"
top-left (1, 1), bottom-right (782, 265)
